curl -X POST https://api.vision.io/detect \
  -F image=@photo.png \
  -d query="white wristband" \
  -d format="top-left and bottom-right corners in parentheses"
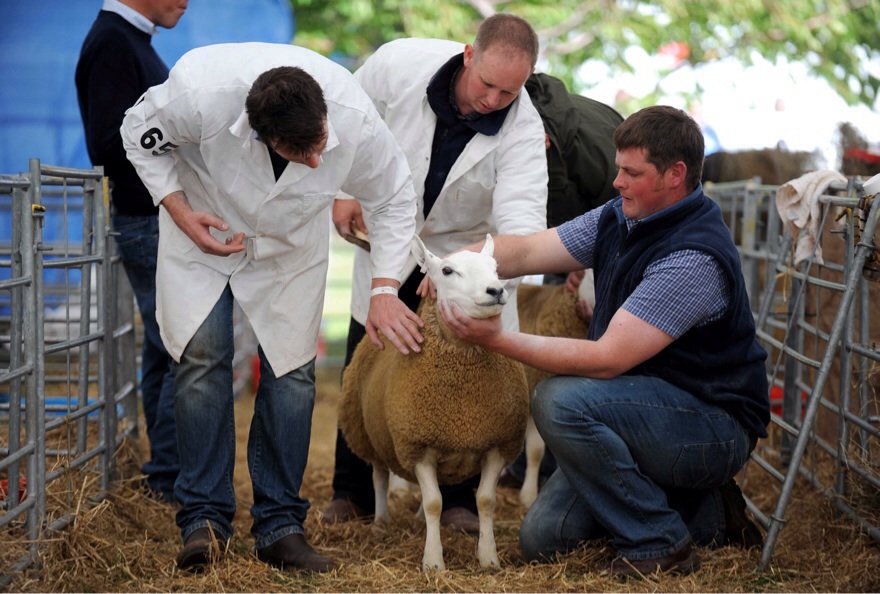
top-left (370, 286), bottom-right (399, 298)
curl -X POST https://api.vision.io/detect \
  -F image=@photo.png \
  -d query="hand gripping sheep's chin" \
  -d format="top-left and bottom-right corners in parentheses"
top-left (452, 295), bottom-right (506, 319)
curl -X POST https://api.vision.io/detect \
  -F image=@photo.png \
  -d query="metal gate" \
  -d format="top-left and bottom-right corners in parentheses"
top-left (0, 160), bottom-right (138, 583)
top-left (0, 159), bottom-right (259, 584)
top-left (705, 174), bottom-right (880, 567)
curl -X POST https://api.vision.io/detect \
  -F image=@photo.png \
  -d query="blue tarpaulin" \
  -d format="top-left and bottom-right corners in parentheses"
top-left (0, 0), bottom-right (295, 174)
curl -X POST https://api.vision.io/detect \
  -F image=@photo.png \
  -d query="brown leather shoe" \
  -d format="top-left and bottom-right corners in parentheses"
top-left (598, 542), bottom-right (700, 579)
top-left (720, 479), bottom-right (764, 548)
top-left (320, 498), bottom-right (369, 525)
top-left (440, 507), bottom-right (480, 535)
top-left (176, 527), bottom-right (227, 572)
top-left (256, 533), bottom-right (339, 573)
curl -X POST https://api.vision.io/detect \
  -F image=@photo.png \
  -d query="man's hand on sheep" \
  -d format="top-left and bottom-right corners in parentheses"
top-left (438, 299), bottom-right (504, 348)
top-left (366, 292), bottom-right (424, 355)
top-left (563, 270), bottom-right (595, 323)
top-left (415, 275), bottom-right (437, 301)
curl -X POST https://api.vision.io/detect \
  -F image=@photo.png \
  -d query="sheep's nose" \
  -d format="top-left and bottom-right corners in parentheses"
top-left (486, 287), bottom-right (505, 302)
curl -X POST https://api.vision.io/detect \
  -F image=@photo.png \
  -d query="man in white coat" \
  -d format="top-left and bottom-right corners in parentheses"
top-left (324, 14), bottom-right (548, 533)
top-left (121, 42), bottom-right (424, 573)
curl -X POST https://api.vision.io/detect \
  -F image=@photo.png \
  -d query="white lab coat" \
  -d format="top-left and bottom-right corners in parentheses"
top-left (121, 43), bottom-right (417, 376)
top-left (347, 38), bottom-right (548, 331)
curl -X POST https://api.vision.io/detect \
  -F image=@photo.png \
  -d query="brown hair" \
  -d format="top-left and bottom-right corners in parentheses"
top-left (474, 13), bottom-right (539, 68)
top-left (245, 66), bottom-right (327, 157)
top-left (613, 105), bottom-right (705, 191)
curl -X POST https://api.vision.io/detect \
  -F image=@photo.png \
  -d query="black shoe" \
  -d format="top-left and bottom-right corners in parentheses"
top-left (176, 527), bottom-right (227, 572)
top-left (598, 542), bottom-right (700, 579)
top-left (720, 479), bottom-right (763, 548)
top-left (256, 533), bottom-right (338, 573)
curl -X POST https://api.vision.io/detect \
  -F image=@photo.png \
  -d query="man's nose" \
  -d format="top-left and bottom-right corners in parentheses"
top-left (305, 153), bottom-right (320, 169)
top-left (485, 89), bottom-right (502, 109)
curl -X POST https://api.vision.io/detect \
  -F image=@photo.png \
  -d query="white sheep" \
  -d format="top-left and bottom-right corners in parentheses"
top-left (338, 234), bottom-right (529, 571)
top-left (515, 271), bottom-right (595, 507)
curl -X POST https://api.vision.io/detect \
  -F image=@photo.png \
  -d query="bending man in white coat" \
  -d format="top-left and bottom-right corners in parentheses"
top-left (121, 42), bottom-right (423, 573)
top-left (324, 14), bottom-right (548, 533)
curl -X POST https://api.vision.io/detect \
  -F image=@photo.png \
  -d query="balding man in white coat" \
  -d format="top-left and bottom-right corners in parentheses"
top-left (324, 14), bottom-right (548, 533)
top-left (121, 42), bottom-right (422, 573)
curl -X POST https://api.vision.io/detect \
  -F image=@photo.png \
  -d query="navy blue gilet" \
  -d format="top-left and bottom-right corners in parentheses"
top-left (589, 192), bottom-right (770, 438)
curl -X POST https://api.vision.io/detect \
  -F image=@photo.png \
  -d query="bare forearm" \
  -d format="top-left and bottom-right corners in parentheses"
top-left (159, 190), bottom-right (191, 224)
top-left (491, 230), bottom-right (582, 280)
top-left (484, 331), bottom-right (620, 379)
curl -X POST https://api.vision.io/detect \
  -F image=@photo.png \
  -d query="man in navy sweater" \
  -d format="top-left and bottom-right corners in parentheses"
top-left (440, 105), bottom-right (769, 578)
top-left (75, 0), bottom-right (187, 504)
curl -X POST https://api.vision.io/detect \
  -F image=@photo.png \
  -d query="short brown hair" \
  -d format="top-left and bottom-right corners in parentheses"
top-left (613, 105), bottom-right (705, 191)
top-left (245, 66), bottom-right (327, 157)
top-left (474, 14), bottom-right (539, 68)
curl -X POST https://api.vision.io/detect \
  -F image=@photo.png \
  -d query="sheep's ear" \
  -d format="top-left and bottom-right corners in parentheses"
top-left (480, 233), bottom-right (495, 258)
top-left (410, 235), bottom-right (433, 272)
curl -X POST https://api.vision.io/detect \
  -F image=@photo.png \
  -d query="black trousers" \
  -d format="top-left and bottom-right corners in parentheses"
top-left (331, 268), bottom-right (479, 513)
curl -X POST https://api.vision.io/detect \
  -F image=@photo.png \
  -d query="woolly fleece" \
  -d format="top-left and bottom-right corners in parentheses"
top-left (339, 298), bottom-right (528, 485)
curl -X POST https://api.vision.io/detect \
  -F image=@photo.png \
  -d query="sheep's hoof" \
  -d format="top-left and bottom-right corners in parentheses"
top-left (422, 560), bottom-right (446, 572)
top-left (479, 556), bottom-right (501, 570)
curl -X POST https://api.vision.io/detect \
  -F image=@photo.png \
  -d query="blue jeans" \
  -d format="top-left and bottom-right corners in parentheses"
top-left (520, 374), bottom-right (750, 562)
top-left (111, 214), bottom-right (178, 501)
top-left (173, 285), bottom-right (316, 549)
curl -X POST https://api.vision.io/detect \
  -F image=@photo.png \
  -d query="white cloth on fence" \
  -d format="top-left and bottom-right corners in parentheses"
top-left (775, 169), bottom-right (847, 266)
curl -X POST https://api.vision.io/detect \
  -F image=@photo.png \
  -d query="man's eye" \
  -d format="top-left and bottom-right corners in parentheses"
top-left (442, 267), bottom-right (453, 276)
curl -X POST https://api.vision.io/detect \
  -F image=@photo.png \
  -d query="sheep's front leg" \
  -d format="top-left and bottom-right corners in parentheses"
top-left (520, 415), bottom-right (545, 508)
top-left (413, 449), bottom-right (444, 571)
top-left (477, 448), bottom-right (505, 569)
top-left (372, 465), bottom-right (390, 526)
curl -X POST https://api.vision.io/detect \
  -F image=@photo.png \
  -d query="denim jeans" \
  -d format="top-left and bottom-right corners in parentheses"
top-left (111, 214), bottom-right (178, 501)
top-left (519, 374), bottom-right (750, 562)
top-left (173, 285), bottom-right (316, 549)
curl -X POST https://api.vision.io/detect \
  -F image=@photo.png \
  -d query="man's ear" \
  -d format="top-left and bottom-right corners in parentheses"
top-left (668, 161), bottom-right (688, 188)
top-left (463, 44), bottom-right (475, 67)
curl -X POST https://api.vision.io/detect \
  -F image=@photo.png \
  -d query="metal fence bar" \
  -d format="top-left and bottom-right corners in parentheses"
top-left (0, 179), bottom-right (34, 539)
top-left (27, 158), bottom-right (47, 554)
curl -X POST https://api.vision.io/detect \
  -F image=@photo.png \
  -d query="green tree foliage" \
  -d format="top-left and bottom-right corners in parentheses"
top-left (292, 0), bottom-right (880, 108)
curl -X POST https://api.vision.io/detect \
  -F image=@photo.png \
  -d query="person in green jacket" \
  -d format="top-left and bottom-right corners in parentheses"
top-left (525, 72), bottom-right (622, 232)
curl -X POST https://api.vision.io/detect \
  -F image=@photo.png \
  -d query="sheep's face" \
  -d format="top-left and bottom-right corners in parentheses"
top-left (411, 234), bottom-right (507, 319)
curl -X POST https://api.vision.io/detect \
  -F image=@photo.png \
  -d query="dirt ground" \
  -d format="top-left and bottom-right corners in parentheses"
top-left (3, 364), bottom-right (880, 592)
